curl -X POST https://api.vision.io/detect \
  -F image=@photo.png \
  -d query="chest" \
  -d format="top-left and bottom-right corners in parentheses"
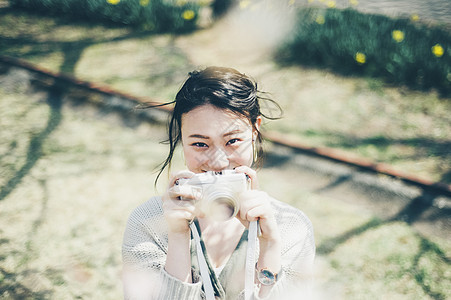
top-left (201, 222), bottom-right (245, 268)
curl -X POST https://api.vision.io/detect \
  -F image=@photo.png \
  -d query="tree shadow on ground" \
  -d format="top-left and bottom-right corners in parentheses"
top-left (0, 177), bottom-right (60, 299)
top-left (304, 130), bottom-right (451, 163)
top-left (265, 146), bottom-right (450, 298)
top-left (314, 174), bottom-right (353, 194)
top-left (0, 88), bottom-right (62, 201)
top-left (262, 151), bottom-right (292, 169)
top-left (298, 129), bottom-right (451, 185)
top-left (440, 170), bottom-right (451, 185)
top-left (316, 189), bottom-right (450, 300)
top-left (0, 5), bottom-right (159, 201)
top-left (0, 6), bottom-right (160, 73)
top-left (0, 266), bottom-right (53, 300)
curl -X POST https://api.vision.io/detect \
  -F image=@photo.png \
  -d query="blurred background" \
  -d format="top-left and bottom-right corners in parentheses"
top-left (0, 0), bottom-right (450, 299)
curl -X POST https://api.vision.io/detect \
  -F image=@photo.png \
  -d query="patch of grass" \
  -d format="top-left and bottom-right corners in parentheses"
top-left (323, 222), bottom-right (450, 299)
top-left (263, 67), bottom-right (451, 183)
top-left (0, 80), bottom-right (169, 298)
top-left (258, 166), bottom-right (451, 299)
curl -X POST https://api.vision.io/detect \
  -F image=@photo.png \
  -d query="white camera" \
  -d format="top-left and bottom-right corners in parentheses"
top-left (176, 170), bottom-right (249, 221)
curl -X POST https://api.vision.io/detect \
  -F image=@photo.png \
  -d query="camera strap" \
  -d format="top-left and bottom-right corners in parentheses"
top-left (190, 221), bottom-right (216, 300)
top-left (190, 220), bottom-right (259, 300)
top-left (245, 220), bottom-right (259, 300)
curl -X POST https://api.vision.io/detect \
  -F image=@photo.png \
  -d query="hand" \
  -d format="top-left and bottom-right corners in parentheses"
top-left (234, 166), bottom-right (281, 243)
top-left (235, 166), bottom-right (282, 296)
top-left (162, 170), bottom-right (199, 235)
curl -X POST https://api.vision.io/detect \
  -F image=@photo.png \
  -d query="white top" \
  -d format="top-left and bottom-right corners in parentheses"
top-left (214, 264), bottom-right (226, 275)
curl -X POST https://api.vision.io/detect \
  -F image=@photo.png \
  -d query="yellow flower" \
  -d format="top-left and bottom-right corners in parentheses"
top-left (392, 30), bottom-right (404, 43)
top-left (355, 52), bottom-right (366, 64)
top-left (139, 0), bottom-right (149, 6)
top-left (410, 14), bottom-right (419, 22)
top-left (240, 0), bottom-right (250, 9)
top-left (327, 0), bottom-right (336, 8)
top-left (182, 9), bottom-right (195, 20)
top-left (308, 0), bottom-right (314, 3)
top-left (288, 0), bottom-right (295, 5)
top-left (349, 0), bottom-right (358, 6)
top-left (431, 44), bottom-right (444, 57)
top-left (106, 0), bottom-right (120, 4)
top-left (315, 15), bottom-right (325, 24)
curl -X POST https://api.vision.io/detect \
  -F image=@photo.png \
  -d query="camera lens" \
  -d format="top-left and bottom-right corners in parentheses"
top-left (204, 189), bottom-right (239, 221)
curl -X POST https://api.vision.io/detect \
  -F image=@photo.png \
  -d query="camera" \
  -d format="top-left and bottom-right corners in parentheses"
top-left (176, 170), bottom-right (249, 221)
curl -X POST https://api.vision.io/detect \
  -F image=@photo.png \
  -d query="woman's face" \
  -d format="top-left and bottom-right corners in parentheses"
top-left (181, 104), bottom-right (261, 173)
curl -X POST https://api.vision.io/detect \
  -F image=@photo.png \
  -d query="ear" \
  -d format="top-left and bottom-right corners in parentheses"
top-left (253, 116), bottom-right (262, 140)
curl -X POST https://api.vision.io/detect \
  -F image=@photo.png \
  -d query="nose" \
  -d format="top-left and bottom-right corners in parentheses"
top-left (205, 147), bottom-right (230, 171)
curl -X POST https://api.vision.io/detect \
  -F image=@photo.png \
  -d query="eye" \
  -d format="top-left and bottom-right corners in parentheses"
top-left (191, 142), bottom-right (208, 148)
top-left (226, 138), bottom-right (240, 146)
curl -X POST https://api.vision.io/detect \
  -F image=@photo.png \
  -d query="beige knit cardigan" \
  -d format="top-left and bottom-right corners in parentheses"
top-left (122, 196), bottom-right (315, 299)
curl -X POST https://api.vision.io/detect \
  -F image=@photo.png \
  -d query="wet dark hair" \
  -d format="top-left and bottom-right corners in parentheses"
top-left (150, 66), bottom-right (282, 184)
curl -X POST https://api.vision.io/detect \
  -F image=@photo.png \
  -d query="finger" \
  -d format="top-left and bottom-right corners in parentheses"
top-left (193, 206), bottom-right (206, 219)
top-left (238, 192), bottom-right (261, 221)
top-left (169, 198), bottom-right (196, 208)
top-left (246, 206), bottom-right (268, 221)
top-left (165, 209), bottom-right (195, 221)
top-left (239, 198), bottom-right (259, 220)
top-left (238, 218), bottom-right (250, 229)
top-left (168, 185), bottom-right (202, 200)
top-left (168, 170), bottom-right (195, 188)
top-left (234, 166), bottom-right (259, 189)
top-left (163, 200), bottom-right (196, 212)
top-left (239, 190), bottom-right (268, 209)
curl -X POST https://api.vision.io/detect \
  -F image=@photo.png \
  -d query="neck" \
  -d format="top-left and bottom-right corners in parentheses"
top-left (196, 217), bottom-right (246, 268)
top-left (198, 217), bottom-right (245, 236)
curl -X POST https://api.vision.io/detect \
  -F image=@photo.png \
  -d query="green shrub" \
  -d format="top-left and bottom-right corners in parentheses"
top-left (8, 0), bottom-right (202, 32)
top-left (277, 8), bottom-right (451, 96)
top-left (211, 0), bottom-right (234, 17)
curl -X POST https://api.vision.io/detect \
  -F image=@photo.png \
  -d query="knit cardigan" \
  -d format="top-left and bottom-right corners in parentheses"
top-left (122, 196), bottom-right (315, 299)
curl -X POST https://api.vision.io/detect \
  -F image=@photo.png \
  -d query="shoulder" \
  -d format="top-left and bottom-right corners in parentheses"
top-left (127, 196), bottom-right (164, 224)
top-left (122, 196), bottom-right (169, 269)
top-left (270, 199), bottom-right (313, 232)
top-left (269, 198), bottom-right (314, 254)
top-left (123, 196), bottom-right (168, 248)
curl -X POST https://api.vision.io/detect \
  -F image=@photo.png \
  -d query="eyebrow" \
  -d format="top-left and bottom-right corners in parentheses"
top-left (187, 130), bottom-right (244, 139)
top-left (223, 129), bottom-right (243, 137)
top-left (188, 134), bottom-right (210, 139)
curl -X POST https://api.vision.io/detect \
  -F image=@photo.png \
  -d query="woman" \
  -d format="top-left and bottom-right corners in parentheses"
top-left (122, 67), bottom-right (315, 299)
